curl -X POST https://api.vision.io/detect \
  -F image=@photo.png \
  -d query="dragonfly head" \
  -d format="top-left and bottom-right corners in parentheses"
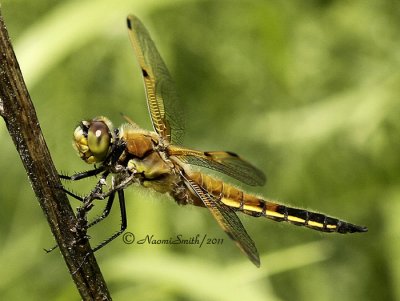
top-left (73, 116), bottom-right (115, 164)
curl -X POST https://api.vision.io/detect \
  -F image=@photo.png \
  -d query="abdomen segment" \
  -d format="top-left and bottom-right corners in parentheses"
top-left (188, 171), bottom-right (367, 234)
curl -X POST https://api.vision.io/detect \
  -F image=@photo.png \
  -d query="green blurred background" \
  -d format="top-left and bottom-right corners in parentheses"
top-left (1, 0), bottom-right (399, 300)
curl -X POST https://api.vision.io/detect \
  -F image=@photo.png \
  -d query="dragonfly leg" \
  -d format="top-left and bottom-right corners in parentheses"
top-left (91, 189), bottom-right (127, 253)
top-left (69, 188), bottom-right (126, 255)
top-left (60, 166), bottom-right (105, 181)
top-left (62, 187), bottom-right (85, 202)
top-left (45, 171), bottom-right (111, 253)
top-left (72, 188), bottom-right (125, 277)
top-left (43, 188), bottom-right (91, 253)
top-left (87, 189), bottom-right (116, 228)
top-left (56, 169), bottom-right (110, 205)
top-left (45, 186), bottom-right (119, 253)
top-left (62, 171), bottom-right (111, 207)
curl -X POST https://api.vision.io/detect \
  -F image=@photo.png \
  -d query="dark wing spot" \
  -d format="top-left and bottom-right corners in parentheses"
top-left (226, 151), bottom-right (239, 157)
top-left (127, 18), bottom-right (133, 29)
top-left (142, 68), bottom-right (149, 77)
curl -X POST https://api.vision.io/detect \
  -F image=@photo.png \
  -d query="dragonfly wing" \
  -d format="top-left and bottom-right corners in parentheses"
top-left (127, 15), bottom-right (184, 144)
top-left (169, 146), bottom-right (266, 186)
top-left (182, 172), bottom-right (260, 267)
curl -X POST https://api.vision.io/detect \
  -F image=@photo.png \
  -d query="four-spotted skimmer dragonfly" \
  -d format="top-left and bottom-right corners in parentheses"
top-left (62, 15), bottom-right (367, 267)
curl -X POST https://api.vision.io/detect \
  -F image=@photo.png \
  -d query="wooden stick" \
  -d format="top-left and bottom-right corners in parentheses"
top-left (0, 10), bottom-right (111, 300)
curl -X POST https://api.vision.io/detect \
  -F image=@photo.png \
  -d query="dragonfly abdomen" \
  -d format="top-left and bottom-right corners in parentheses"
top-left (189, 171), bottom-right (367, 234)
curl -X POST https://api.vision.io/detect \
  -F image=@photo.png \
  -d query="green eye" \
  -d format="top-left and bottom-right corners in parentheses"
top-left (87, 121), bottom-right (111, 162)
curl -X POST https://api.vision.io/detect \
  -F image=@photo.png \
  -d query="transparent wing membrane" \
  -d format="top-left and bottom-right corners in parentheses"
top-left (127, 15), bottom-right (184, 144)
top-left (169, 146), bottom-right (266, 186)
top-left (182, 173), bottom-right (260, 267)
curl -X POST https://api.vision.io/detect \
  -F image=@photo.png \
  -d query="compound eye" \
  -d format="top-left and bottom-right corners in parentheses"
top-left (87, 121), bottom-right (111, 162)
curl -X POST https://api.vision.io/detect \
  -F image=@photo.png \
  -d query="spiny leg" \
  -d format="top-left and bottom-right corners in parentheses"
top-left (60, 166), bottom-right (105, 181)
top-left (68, 172), bottom-right (133, 232)
top-left (61, 171), bottom-right (112, 238)
top-left (60, 170), bottom-right (111, 209)
top-left (57, 169), bottom-right (110, 206)
top-left (87, 189), bottom-right (116, 228)
top-left (44, 184), bottom-right (118, 253)
top-left (46, 168), bottom-right (101, 204)
top-left (71, 190), bottom-right (127, 275)
top-left (44, 190), bottom-right (92, 253)
top-left (72, 171), bottom-right (113, 247)
top-left (70, 188), bottom-right (127, 254)
top-left (62, 187), bottom-right (85, 202)
top-left (43, 187), bottom-right (88, 253)
top-left (91, 189), bottom-right (127, 253)
top-left (44, 184), bottom-right (89, 252)
top-left (50, 143), bottom-right (125, 256)
top-left (45, 170), bottom-right (110, 252)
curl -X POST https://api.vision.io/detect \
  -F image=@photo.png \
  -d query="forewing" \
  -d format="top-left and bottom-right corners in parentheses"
top-left (182, 173), bottom-right (260, 267)
top-left (127, 15), bottom-right (184, 143)
top-left (169, 146), bottom-right (266, 186)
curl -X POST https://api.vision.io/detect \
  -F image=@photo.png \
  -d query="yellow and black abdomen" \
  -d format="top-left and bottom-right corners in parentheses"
top-left (188, 171), bottom-right (367, 234)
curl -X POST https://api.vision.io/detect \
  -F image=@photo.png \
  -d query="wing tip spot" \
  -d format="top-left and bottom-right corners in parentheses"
top-left (127, 17), bottom-right (133, 29)
top-left (226, 151), bottom-right (239, 157)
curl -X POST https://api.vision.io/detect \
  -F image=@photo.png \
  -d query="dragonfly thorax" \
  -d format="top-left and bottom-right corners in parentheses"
top-left (118, 123), bottom-right (156, 158)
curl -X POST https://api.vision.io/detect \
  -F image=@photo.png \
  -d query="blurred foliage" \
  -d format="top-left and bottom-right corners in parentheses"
top-left (0, 0), bottom-right (399, 300)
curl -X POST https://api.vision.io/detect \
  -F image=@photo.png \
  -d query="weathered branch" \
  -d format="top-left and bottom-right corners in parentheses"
top-left (0, 10), bottom-right (111, 301)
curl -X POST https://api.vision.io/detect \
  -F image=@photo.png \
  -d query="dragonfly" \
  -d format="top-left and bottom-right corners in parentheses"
top-left (62, 15), bottom-right (367, 267)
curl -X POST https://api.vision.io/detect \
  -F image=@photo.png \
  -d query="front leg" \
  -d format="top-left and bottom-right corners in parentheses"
top-left (45, 171), bottom-right (111, 253)
top-left (74, 170), bottom-right (111, 232)
top-left (60, 166), bottom-right (105, 181)
top-left (92, 189), bottom-right (127, 252)
top-left (60, 170), bottom-right (110, 202)
top-left (60, 170), bottom-right (111, 248)
top-left (71, 185), bottom-right (128, 253)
